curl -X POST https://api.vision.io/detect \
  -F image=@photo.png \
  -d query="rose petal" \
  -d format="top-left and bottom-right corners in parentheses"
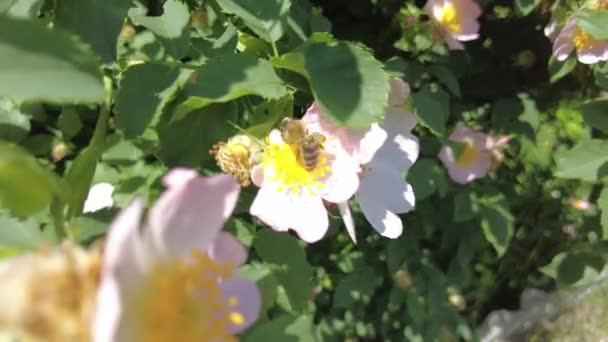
top-left (250, 184), bottom-right (330, 242)
top-left (373, 131), bottom-right (419, 172)
top-left (221, 277), bottom-right (262, 334)
top-left (356, 123), bottom-right (388, 165)
top-left (357, 194), bottom-right (404, 238)
top-left (250, 164), bottom-right (264, 187)
top-left (83, 182), bottom-right (115, 213)
top-left (358, 162), bottom-right (415, 214)
top-left (162, 168), bottom-right (199, 188)
top-left (320, 150), bottom-right (360, 203)
top-left (94, 198), bottom-right (148, 342)
top-left (148, 173), bottom-right (240, 260)
top-left (207, 232), bottom-right (247, 267)
top-left (338, 201), bottom-right (356, 243)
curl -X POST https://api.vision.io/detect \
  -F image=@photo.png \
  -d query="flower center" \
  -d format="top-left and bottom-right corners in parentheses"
top-left (262, 140), bottom-right (330, 195)
top-left (455, 141), bottom-right (480, 167)
top-left (135, 250), bottom-right (243, 342)
top-left (573, 29), bottom-right (596, 50)
top-left (433, 2), bottom-right (461, 33)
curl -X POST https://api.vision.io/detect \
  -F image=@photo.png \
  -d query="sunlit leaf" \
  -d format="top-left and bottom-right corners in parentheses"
top-left (215, 0), bottom-right (292, 43)
top-left (0, 142), bottom-right (64, 217)
top-left (0, 17), bottom-right (103, 103)
top-left (55, 0), bottom-right (131, 63)
top-left (479, 204), bottom-right (513, 257)
top-left (555, 139), bottom-right (608, 181)
top-left (130, 0), bottom-right (191, 59)
top-left (115, 63), bottom-right (190, 138)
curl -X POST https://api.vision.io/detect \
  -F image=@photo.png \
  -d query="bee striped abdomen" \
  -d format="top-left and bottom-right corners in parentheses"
top-left (299, 133), bottom-right (326, 171)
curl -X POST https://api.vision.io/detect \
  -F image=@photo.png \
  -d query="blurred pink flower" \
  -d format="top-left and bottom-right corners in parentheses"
top-left (438, 127), bottom-right (497, 184)
top-left (553, 16), bottom-right (608, 64)
top-left (94, 169), bottom-right (260, 342)
top-left (570, 198), bottom-right (591, 211)
top-left (334, 79), bottom-right (420, 241)
top-left (424, 0), bottom-right (482, 50)
top-left (249, 105), bottom-right (361, 243)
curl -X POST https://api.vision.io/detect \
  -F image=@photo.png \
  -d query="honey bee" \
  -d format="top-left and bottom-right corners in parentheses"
top-left (279, 118), bottom-right (326, 171)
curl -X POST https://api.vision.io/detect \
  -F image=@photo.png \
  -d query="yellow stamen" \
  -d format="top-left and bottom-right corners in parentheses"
top-left (134, 250), bottom-right (239, 342)
top-left (229, 312), bottom-right (245, 326)
top-left (455, 141), bottom-right (480, 167)
top-left (573, 29), bottom-right (596, 51)
top-left (433, 2), bottom-right (461, 33)
top-left (262, 139), bottom-right (331, 195)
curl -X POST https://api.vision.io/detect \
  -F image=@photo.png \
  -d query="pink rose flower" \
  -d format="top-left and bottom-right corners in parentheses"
top-left (424, 0), bottom-right (482, 50)
top-left (93, 169), bottom-right (260, 342)
top-left (438, 127), bottom-right (509, 184)
top-left (318, 79), bottom-right (419, 241)
top-left (249, 107), bottom-right (361, 243)
top-left (553, 16), bottom-right (608, 64)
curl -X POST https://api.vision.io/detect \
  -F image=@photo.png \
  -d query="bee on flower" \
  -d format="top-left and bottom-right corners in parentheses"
top-left (249, 107), bottom-right (361, 243)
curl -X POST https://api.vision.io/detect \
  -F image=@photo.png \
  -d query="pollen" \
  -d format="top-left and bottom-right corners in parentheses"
top-left (433, 2), bottom-right (461, 33)
top-left (573, 29), bottom-right (596, 51)
top-left (134, 250), bottom-right (239, 342)
top-left (262, 140), bottom-right (331, 195)
top-left (455, 141), bottom-right (480, 167)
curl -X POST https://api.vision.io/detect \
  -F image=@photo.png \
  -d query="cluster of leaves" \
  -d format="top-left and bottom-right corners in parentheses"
top-left (0, 0), bottom-right (608, 340)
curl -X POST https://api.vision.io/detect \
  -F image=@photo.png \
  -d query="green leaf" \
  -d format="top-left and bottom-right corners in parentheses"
top-left (55, 0), bottom-right (131, 63)
top-left (0, 17), bottom-right (103, 104)
top-left (0, 142), bottom-right (64, 217)
top-left (305, 42), bottom-right (388, 128)
top-left (453, 189), bottom-right (477, 222)
top-left (406, 158), bottom-right (448, 200)
top-left (65, 144), bottom-right (104, 218)
top-left (0, 98), bottom-right (30, 142)
top-left (115, 63), bottom-right (189, 138)
top-left (428, 65), bottom-right (461, 97)
top-left (515, 0), bottom-right (541, 16)
top-left (246, 96), bottom-right (293, 138)
top-left (579, 99), bottom-right (608, 132)
top-left (598, 187), bottom-right (608, 239)
top-left (253, 229), bottom-right (313, 312)
top-left (175, 54), bottom-right (287, 118)
top-left (540, 252), bottom-right (605, 286)
top-left (57, 107), bottom-right (83, 140)
top-left (479, 205), bottom-right (513, 257)
top-left (215, 0), bottom-right (292, 43)
top-left (333, 265), bottom-right (382, 308)
top-left (577, 10), bottom-right (608, 40)
top-left (0, 0), bottom-right (18, 12)
top-left (412, 85), bottom-right (450, 136)
top-left (0, 210), bottom-right (53, 249)
top-left (555, 139), bottom-right (608, 181)
top-left (548, 56), bottom-right (576, 83)
top-left (130, 0), bottom-right (191, 59)
top-left (5, 0), bottom-right (44, 19)
top-left (274, 40), bottom-right (388, 128)
top-left (157, 102), bottom-right (238, 167)
top-left (244, 314), bottom-right (314, 342)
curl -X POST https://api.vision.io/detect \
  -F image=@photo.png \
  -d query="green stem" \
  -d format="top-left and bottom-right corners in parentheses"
top-left (271, 41), bottom-right (280, 58)
top-left (51, 199), bottom-right (72, 241)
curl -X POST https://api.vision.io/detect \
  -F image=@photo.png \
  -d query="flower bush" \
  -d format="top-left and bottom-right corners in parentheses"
top-left (0, 0), bottom-right (608, 340)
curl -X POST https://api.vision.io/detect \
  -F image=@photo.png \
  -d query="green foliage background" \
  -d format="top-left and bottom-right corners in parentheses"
top-left (1, 0), bottom-right (608, 340)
